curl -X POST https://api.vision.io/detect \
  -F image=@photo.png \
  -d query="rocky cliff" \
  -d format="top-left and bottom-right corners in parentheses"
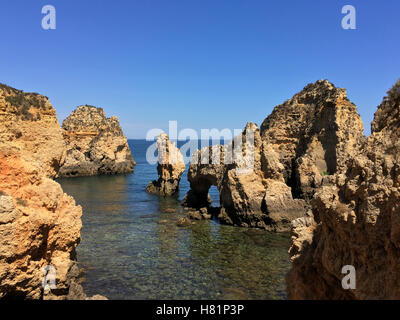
top-left (0, 84), bottom-right (83, 299)
top-left (0, 84), bottom-right (66, 178)
top-left (146, 133), bottom-right (186, 196)
top-left (59, 105), bottom-right (135, 177)
top-left (260, 80), bottom-right (365, 200)
top-left (287, 79), bottom-right (400, 299)
top-left (183, 80), bottom-right (364, 232)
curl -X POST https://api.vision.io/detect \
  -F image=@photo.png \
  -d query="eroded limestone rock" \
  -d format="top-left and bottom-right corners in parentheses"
top-left (184, 81), bottom-right (362, 231)
top-left (287, 79), bottom-right (400, 299)
top-left (0, 84), bottom-right (83, 299)
top-left (184, 122), bottom-right (307, 231)
top-left (260, 80), bottom-right (365, 199)
top-left (146, 133), bottom-right (186, 196)
top-left (59, 105), bottom-right (135, 177)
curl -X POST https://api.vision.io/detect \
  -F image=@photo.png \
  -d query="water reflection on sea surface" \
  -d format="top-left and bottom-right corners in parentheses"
top-left (58, 140), bottom-right (290, 300)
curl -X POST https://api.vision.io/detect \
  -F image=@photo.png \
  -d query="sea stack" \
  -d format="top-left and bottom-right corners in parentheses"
top-left (59, 105), bottom-right (135, 177)
top-left (286, 79), bottom-right (400, 299)
top-left (146, 133), bottom-right (186, 196)
top-left (0, 84), bottom-right (82, 299)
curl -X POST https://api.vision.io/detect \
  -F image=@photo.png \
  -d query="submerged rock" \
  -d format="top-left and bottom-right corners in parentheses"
top-left (287, 79), bottom-right (400, 299)
top-left (176, 217), bottom-right (192, 227)
top-left (59, 105), bottom-right (135, 177)
top-left (146, 133), bottom-right (186, 196)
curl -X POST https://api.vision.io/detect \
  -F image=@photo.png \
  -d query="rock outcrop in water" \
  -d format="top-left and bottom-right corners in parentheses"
top-left (183, 122), bottom-right (307, 231)
top-left (59, 105), bottom-right (135, 177)
top-left (146, 133), bottom-right (186, 196)
top-left (287, 79), bottom-right (400, 299)
top-left (0, 84), bottom-right (83, 299)
top-left (183, 80), bottom-right (364, 232)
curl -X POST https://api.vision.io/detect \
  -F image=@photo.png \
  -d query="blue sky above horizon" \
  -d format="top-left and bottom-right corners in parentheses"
top-left (0, 0), bottom-right (399, 138)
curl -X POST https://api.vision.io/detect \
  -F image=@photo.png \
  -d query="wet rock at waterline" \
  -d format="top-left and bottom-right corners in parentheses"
top-left (146, 133), bottom-right (186, 196)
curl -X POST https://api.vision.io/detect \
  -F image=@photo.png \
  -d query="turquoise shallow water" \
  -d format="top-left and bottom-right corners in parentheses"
top-left (57, 140), bottom-right (291, 300)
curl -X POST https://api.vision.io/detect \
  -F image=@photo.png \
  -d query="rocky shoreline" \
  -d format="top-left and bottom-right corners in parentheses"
top-left (0, 84), bottom-right (129, 299)
top-left (1, 77), bottom-right (400, 300)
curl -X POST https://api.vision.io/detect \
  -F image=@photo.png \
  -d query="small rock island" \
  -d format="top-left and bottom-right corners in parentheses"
top-left (59, 105), bottom-right (135, 177)
top-left (146, 133), bottom-right (186, 196)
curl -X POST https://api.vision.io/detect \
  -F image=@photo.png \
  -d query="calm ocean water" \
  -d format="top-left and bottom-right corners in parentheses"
top-left (58, 140), bottom-right (290, 300)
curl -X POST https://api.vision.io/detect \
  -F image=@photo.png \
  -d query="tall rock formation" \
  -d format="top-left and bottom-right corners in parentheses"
top-left (260, 80), bottom-right (365, 199)
top-left (146, 133), bottom-right (186, 196)
top-left (287, 79), bottom-right (400, 299)
top-left (59, 105), bottom-right (135, 177)
top-left (183, 80), bottom-right (364, 232)
top-left (0, 84), bottom-right (83, 299)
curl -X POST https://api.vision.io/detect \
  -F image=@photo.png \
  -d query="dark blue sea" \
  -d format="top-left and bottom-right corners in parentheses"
top-left (58, 140), bottom-right (290, 300)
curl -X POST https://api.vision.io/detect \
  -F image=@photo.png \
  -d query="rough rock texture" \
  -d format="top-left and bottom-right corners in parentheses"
top-left (146, 133), bottom-right (186, 196)
top-left (184, 80), bottom-right (363, 231)
top-left (184, 122), bottom-right (307, 232)
top-left (260, 80), bottom-right (365, 199)
top-left (287, 79), bottom-right (400, 299)
top-left (0, 84), bottom-right (66, 179)
top-left (0, 84), bottom-right (84, 299)
top-left (59, 105), bottom-right (135, 177)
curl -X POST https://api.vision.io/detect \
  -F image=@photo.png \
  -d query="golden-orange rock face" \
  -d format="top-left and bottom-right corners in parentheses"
top-left (0, 84), bottom-right (82, 299)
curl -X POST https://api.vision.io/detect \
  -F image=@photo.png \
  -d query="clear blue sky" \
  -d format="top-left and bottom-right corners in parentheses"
top-left (0, 0), bottom-right (399, 138)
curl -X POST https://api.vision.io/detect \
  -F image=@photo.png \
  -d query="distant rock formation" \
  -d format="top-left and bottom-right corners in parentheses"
top-left (59, 105), bottom-right (135, 177)
top-left (287, 79), bottom-right (400, 299)
top-left (146, 133), bottom-right (186, 196)
top-left (183, 80), bottom-right (364, 232)
top-left (0, 84), bottom-right (84, 299)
